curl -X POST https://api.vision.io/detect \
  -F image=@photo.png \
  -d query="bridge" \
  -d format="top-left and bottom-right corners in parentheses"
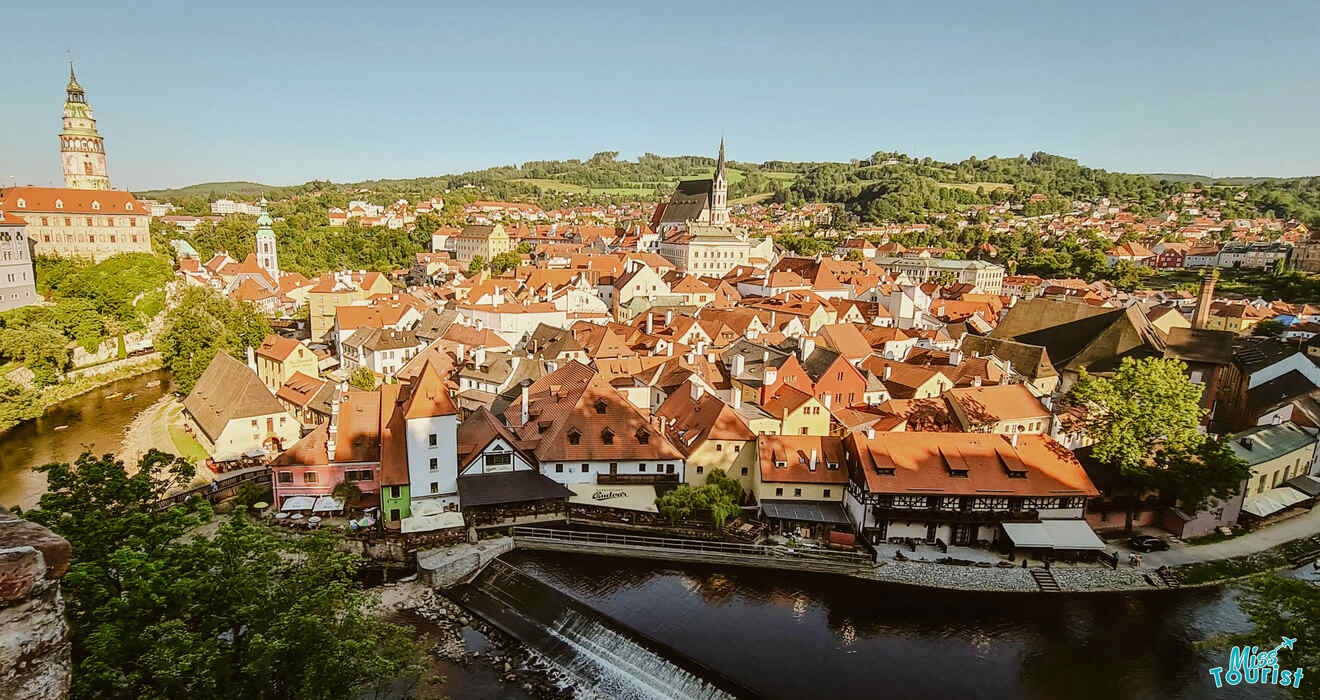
top-left (155, 466), bottom-right (270, 509)
top-left (510, 526), bottom-right (874, 575)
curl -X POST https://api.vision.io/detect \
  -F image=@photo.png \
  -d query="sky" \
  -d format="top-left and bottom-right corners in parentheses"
top-left (3, 0), bottom-right (1318, 190)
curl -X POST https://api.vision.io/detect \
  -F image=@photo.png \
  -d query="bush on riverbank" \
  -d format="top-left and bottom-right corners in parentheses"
top-left (1174, 533), bottom-right (1320, 585)
top-left (0, 358), bottom-right (162, 434)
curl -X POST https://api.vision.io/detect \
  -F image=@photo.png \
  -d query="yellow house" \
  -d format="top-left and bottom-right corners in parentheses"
top-left (1205, 302), bottom-right (1269, 335)
top-left (657, 383), bottom-right (759, 495)
top-left (763, 385), bottom-right (830, 436)
top-left (754, 435), bottom-right (849, 538)
top-left (253, 334), bottom-right (320, 393)
top-left (455, 224), bottom-right (512, 267)
top-left (1231, 423), bottom-right (1317, 511)
top-left (307, 270), bottom-right (393, 342)
top-left (182, 352), bottom-right (301, 462)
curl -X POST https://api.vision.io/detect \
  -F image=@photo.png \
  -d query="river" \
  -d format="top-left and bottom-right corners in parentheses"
top-left (0, 369), bottom-right (173, 511)
top-left (505, 551), bottom-right (1305, 700)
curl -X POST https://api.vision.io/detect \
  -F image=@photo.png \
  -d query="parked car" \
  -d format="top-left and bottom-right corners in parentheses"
top-left (1128, 535), bottom-right (1169, 552)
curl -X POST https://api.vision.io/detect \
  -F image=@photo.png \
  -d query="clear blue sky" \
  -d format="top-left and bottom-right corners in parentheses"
top-left (4, 0), bottom-right (1317, 190)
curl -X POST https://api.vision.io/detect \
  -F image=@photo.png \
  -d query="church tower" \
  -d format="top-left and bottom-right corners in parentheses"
top-left (710, 138), bottom-right (729, 225)
top-left (255, 199), bottom-right (280, 278)
top-left (60, 63), bottom-right (111, 190)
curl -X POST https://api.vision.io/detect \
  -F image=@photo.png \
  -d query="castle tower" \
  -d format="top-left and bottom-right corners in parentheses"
top-left (60, 63), bottom-right (111, 190)
top-left (254, 198), bottom-right (279, 278)
top-left (710, 138), bottom-right (729, 225)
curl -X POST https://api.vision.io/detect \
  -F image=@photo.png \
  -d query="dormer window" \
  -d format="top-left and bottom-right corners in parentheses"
top-left (91, 201), bottom-right (100, 210)
top-left (14, 199), bottom-right (24, 208)
top-left (636, 428), bottom-right (650, 445)
top-left (774, 460), bottom-right (786, 468)
top-left (594, 400), bottom-right (606, 415)
top-left (126, 202), bottom-right (134, 211)
top-left (826, 462), bottom-right (839, 470)
top-left (567, 429), bottom-right (581, 446)
top-left (54, 200), bottom-right (63, 209)
top-left (601, 428), bottom-right (614, 445)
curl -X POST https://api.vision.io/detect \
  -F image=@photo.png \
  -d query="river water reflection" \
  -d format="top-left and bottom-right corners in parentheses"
top-left (508, 551), bottom-right (1295, 700)
top-left (0, 369), bottom-right (172, 511)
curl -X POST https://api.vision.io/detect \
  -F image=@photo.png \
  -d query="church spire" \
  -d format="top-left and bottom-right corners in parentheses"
top-left (714, 137), bottom-right (727, 183)
top-left (710, 138), bottom-right (729, 226)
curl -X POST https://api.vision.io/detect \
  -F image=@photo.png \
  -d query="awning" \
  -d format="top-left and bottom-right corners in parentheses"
top-left (243, 448), bottom-right (268, 458)
top-left (759, 499), bottom-right (850, 525)
top-left (458, 471), bottom-right (574, 508)
top-left (280, 495), bottom-right (316, 512)
top-left (312, 495), bottom-right (345, 512)
top-left (1284, 475), bottom-right (1320, 498)
top-left (401, 499), bottom-right (466, 533)
top-left (1243, 486), bottom-right (1311, 518)
top-left (567, 483), bottom-right (658, 513)
top-left (1003, 520), bottom-right (1106, 551)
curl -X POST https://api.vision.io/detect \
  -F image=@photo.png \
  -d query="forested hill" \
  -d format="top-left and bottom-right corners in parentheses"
top-left (136, 150), bottom-right (1320, 228)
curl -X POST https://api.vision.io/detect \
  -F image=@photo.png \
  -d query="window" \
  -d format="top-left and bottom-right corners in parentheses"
top-left (567, 429), bottom-right (581, 445)
top-left (741, 467), bottom-right (748, 476)
top-left (733, 444), bottom-right (741, 453)
top-left (429, 458), bottom-right (438, 472)
top-left (390, 486), bottom-right (401, 499)
top-left (666, 463), bottom-right (675, 474)
top-left (304, 472), bottom-right (318, 484)
top-left (601, 428), bottom-right (614, 445)
top-left (428, 433), bottom-right (438, 447)
top-left (775, 487), bottom-right (784, 496)
top-left (800, 427), bottom-right (808, 435)
top-left (278, 471), bottom-right (293, 484)
top-left (695, 465), bottom-right (703, 474)
top-left (594, 400), bottom-right (607, 415)
top-left (715, 444), bottom-right (723, 452)
top-left (823, 489), bottom-right (831, 498)
top-left (485, 453), bottom-right (512, 468)
top-left (430, 482), bottom-right (439, 494)
top-left (793, 488), bottom-right (803, 497)
top-left (892, 495), bottom-right (929, 509)
top-left (826, 462), bottom-right (839, 470)
top-left (636, 428), bottom-right (650, 445)
top-left (581, 464), bottom-right (589, 472)
top-left (555, 463), bottom-right (564, 473)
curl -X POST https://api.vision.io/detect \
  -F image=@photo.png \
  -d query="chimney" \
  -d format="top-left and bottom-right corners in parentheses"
top-left (1010, 431), bottom-right (1019, 447)
top-left (800, 337), bottom-right (815, 361)
top-left (809, 449), bottom-right (818, 471)
top-left (665, 310), bottom-right (673, 326)
top-left (729, 387), bottom-right (741, 409)
top-left (327, 386), bottom-right (341, 459)
top-left (690, 381), bottom-right (703, 401)
top-left (521, 385), bottom-right (530, 426)
top-left (455, 345), bottom-right (465, 361)
top-left (865, 427), bottom-right (876, 439)
top-left (474, 346), bottom-right (487, 367)
top-left (246, 346), bottom-right (257, 372)
top-left (646, 314), bottom-right (654, 334)
top-left (823, 394), bottom-right (832, 409)
top-left (949, 349), bottom-right (963, 366)
top-left (1042, 395), bottom-right (1053, 411)
top-left (732, 354), bottom-right (745, 377)
top-left (973, 375), bottom-right (983, 387)
top-left (883, 365), bottom-right (892, 381)
top-left (764, 367), bottom-right (777, 385)
top-left (1192, 268), bottom-right (1219, 330)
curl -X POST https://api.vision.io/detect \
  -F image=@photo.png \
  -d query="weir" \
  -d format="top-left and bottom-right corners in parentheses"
top-left (453, 558), bottom-right (757, 699)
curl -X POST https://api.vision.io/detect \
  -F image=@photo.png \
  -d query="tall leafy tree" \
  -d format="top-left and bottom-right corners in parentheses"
top-left (20, 451), bottom-right (426, 700)
top-left (1066, 357), bottom-right (1224, 532)
top-left (156, 287), bottom-right (271, 395)
top-left (1227, 574), bottom-right (1320, 700)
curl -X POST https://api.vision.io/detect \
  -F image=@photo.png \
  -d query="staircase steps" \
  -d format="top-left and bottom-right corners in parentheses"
top-left (1030, 568), bottom-right (1060, 592)
top-left (1158, 568), bottom-right (1182, 589)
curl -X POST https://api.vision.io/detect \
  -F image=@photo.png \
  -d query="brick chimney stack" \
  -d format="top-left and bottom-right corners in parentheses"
top-left (1192, 268), bottom-right (1219, 330)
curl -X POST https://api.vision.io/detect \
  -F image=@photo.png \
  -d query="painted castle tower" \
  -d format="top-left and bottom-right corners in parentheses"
top-left (60, 63), bottom-right (111, 190)
top-left (255, 198), bottom-right (280, 278)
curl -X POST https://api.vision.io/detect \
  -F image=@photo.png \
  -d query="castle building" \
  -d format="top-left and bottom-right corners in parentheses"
top-left (650, 139), bottom-right (730, 234)
top-left (60, 64), bottom-right (110, 191)
top-left (255, 199), bottom-right (279, 278)
top-left (0, 68), bottom-right (151, 261)
top-left (0, 210), bottom-right (39, 311)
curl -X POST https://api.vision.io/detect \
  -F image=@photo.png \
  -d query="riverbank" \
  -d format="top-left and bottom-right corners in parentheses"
top-left (0, 356), bottom-right (162, 434)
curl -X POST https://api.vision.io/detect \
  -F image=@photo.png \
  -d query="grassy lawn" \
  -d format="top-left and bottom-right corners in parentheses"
top-left (168, 424), bottom-right (210, 463)
top-left (1183, 528), bottom-right (1247, 546)
top-left (1174, 532), bottom-right (1320, 585)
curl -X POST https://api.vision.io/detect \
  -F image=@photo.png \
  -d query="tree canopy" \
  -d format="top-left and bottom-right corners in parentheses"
top-left (155, 287), bottom-right (271, 395)
top-left (19, 451), bottom-right (426, 700)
